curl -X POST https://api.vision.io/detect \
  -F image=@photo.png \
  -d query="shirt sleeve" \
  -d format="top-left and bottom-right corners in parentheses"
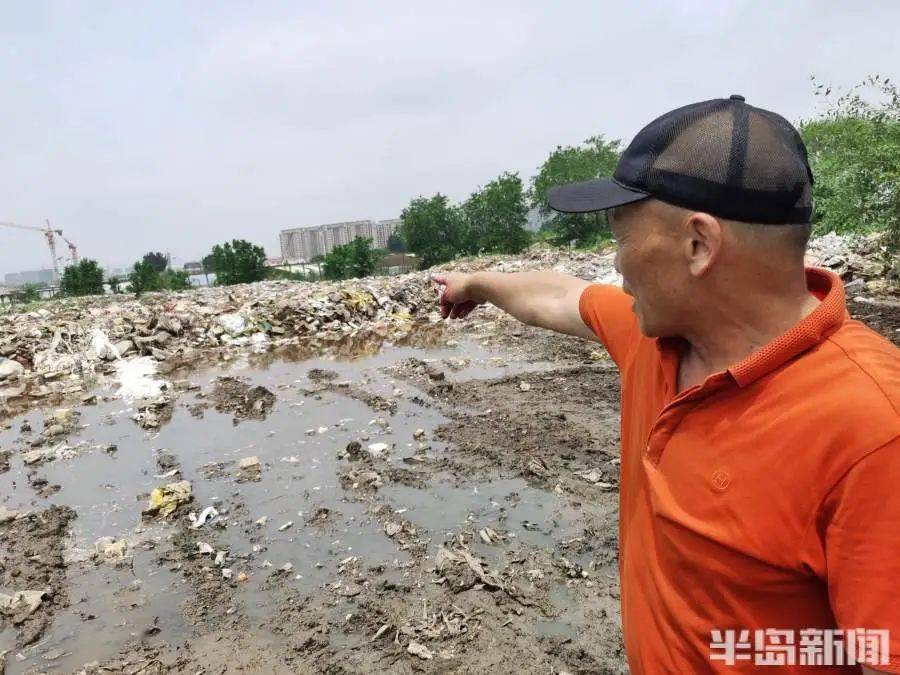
top-left (824, 434), bottom-right (900, 672)
top-left (578, 284), bottom-right (641, 369)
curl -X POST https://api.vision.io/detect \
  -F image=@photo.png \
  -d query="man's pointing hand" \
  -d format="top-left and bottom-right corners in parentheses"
top-left (431, 273), bottom-right (485, 320)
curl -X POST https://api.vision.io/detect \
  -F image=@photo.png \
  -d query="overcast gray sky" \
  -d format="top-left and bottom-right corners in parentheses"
top-left (1, 1), bottom-right (897, 276)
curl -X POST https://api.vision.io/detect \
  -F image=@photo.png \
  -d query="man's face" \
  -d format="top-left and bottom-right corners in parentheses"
top-left (609, 201), bottom-right (691, 337)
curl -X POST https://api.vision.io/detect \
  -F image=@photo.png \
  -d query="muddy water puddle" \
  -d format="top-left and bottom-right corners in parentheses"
top-left (1, 339), bottom-right (578, 673)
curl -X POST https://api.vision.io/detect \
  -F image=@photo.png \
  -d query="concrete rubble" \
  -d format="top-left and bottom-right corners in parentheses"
top-left (0, 233), bottom-right (894, 413)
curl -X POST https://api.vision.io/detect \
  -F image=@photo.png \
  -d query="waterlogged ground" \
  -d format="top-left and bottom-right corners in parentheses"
top-left (0, 324), bottom-right (627, 674)
top-left (3, 293), bottom-right (896, 675)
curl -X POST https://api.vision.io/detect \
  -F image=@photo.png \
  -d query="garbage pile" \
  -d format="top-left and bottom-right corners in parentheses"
top-left (805, 230), bottom-right (899, 296)
top-left (0, 233), bottom-right (894, 410)
top-left (0, 275), bottom-right (442, 408)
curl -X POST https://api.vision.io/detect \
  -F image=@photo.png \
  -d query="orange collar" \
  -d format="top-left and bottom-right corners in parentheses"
top-left (727, 267), bottom-right (847, 387)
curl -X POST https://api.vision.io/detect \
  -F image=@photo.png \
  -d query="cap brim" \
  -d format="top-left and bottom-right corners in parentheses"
top-left (547, 178), bottom-right (649, 214)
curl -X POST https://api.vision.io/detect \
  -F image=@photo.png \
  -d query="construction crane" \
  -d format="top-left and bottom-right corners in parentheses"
top-left (0, 219), bottom-right (79, 282)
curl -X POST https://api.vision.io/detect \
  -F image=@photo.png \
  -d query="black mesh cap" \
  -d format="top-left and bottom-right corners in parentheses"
top-left (548, 95), bottom-right (814, 224)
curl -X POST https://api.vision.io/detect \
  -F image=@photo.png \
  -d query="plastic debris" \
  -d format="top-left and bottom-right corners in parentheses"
top-left (367, 442), bottom-right (389, 458)
top-left (143, 480), bottom-right (193, 518)
top-left (217, 313), bottom-right (247, 336)
top-left (189, 506), bottom-right (219, 529)
top-left (197, 542), bottom-right (215, 555)
top-left (278, 521), bottom-right (294, 531)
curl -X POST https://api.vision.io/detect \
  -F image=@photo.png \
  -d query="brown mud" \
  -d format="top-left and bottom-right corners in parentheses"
top-left (0, 295), bottom-right (894, 674)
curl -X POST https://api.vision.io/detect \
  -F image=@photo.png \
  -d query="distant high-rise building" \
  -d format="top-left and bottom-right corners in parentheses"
top-left (4, 269), bottom-right (55, 287)
top-left (279, 218), bottom-right (402, 262)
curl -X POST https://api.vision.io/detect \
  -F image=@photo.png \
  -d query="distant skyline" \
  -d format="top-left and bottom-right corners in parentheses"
top-left (2, 1), bottom-right (898, 276)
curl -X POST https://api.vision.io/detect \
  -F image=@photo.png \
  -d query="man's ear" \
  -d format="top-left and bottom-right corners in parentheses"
top-left (683, 212), bottom-right (722, 277)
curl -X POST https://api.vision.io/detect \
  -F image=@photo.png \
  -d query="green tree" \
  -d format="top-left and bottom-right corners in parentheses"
top-left (800, 75), bottom-right (900, 250)
top-left (159, 268), bottom-right (191, 291)
top-left (530, 135), bottom-right (622, 246)
top-left (20, 283), bottom-right (43, 303)
top-left (322, 237), bottom-right (379, 280)
top-left (210, 239), bottom-right (267, 285)
top-left (129, 260), bottom-right (162, 295)
top-left (59, 259), bottom-right (105, 297)
top-left (387, 233), bottom-right (406, 253)
top-left (400, 194), bottom-right (465, 268)
top-left (463, 171), bottom-right (530, 254)
top-left (142, 251), bottom-right (169, 273)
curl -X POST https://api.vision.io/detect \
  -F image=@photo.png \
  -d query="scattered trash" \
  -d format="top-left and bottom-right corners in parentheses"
top-left (222, 568), bottom-right (233, 579)
top-left (278, 521), bottom-right (294, 531)
top-left (372, 624), bottom-right (391, 641)
top-left (143, 480), bottom-right (193, 518)
top-left (236, 571), bottom-right (249, 583)
top-left (217, 313), bottom-right (247, 337)
top-left (574, 468), bottom-right (615, 489)
top-left (189, 506), bottom-right (219, 529)
top-left (197, 542), bottom-right (215, 555)
top-left (367, 442), bottom-right (389, 458)
top-left (255, 516), bottom-right (268, 526)
top-left (518, 381), bottom-right (532, 392)
top-left (407, 640), bottom-right (434, 660)
top-left (114, 357), bottom-right (168, 402)
top-left (154, 468), bottom-right (180, 479)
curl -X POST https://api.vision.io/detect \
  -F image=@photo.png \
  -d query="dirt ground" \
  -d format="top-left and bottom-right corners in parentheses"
top-left (0, 293), bottom-right (896, 675)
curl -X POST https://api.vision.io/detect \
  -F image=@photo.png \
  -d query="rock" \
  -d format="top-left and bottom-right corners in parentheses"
top-left (23, 444), bottom-right (61, 466)
top-left (844, 277), bottom-right (866, 295)
top-left (407, 641), bottom-right (433, 660)
top-left (0, 506), bottom-right (23, 524)
top-left (44, 424), bottom-right (66, 437)
top-left (0, 357), bottom-right (24, 380)
top-left (113, 339), bottom-right (136, 357)
top-left (86, 329), bottom-right (120, 361)
top-left (93, 537), bottom-right (130, 565)
top-left (519, 381), bottom-right (532, 392)
top-left (384, 522), bottom-right (403, 537)
top-left (143, 480), bottom-right (193, 518)
top-left (0, 589), bottom-right (47, 617)
top-left (237, 456), bottom-right (262, 472)
top-left (217, 313), bottom-right (247, 336)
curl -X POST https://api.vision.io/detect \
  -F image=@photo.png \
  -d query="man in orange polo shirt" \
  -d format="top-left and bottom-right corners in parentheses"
top-left (434, 96), bottom-right (899, 673)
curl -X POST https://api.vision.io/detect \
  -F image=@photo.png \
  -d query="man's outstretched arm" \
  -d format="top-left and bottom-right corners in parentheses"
top-left (432, 271), bottom-right (598, 342)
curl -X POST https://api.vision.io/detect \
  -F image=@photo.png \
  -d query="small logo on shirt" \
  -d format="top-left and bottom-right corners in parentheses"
top-left (711, 469), bottom-right (731, 491)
